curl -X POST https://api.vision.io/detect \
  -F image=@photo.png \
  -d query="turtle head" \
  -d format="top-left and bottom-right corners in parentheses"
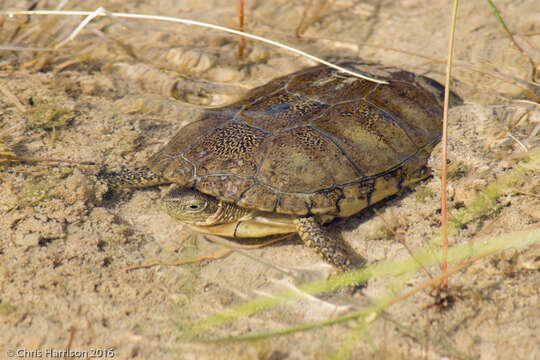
top-left (162, 185), bottom-right (219, 224)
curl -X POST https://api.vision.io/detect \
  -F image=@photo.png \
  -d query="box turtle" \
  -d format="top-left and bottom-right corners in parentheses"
top-left (103, 60), bottom-right (460, 278)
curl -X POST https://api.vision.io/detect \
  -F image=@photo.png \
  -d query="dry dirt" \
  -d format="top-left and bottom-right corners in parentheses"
top-left (1, 1), bottom-right (539, 359)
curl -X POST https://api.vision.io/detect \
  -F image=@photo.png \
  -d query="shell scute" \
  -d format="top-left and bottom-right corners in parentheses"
top-left (258, 127), bottom-right (359, 193)
top-left (237, 184), bottom-right (278, 212)
top-left (311, 100), bottom-right (417, 176)
top-left (287, 66), bottom-right (376, 104)
top-left (196, 175), bottom-right (255, 202)
top-left (366, 80), bottom-right (443, 147)
top-left (185, 122), bottom-right (266, 177)
top-left (236, 91), bottom-right (328, 131)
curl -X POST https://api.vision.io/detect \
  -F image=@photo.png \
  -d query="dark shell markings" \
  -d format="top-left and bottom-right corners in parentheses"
top-left (149, 60), bottom-right (452, 218)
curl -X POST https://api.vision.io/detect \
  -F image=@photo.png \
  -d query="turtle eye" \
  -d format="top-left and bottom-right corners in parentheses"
top-left (185, 199), bottom-right (206, 212)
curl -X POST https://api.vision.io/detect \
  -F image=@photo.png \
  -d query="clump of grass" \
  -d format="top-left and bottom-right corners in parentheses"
top-left (0, 301), bottom-right (17, 315)
top-left (414, 184), bottom-right (431, 203)
top-left (26, 96), bottom-right (75, 130)
top-left (449, 150), bottom-right (539, 230)
top-left (16, 175), bottom-right (54, 208)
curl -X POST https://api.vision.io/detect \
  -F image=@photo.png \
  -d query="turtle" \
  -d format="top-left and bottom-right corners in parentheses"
top-left (103, 60), bottom-right (460, 279)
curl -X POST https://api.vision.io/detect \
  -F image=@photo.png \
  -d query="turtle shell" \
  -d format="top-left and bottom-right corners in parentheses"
top-left (149, 61), bottom-right (455, 216)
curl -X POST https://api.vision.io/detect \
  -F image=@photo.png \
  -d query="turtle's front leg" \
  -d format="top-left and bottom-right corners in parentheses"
top-left (99, 167), bottom-right (169, 188)
top-left (295, 217), bottom-right (361, 279)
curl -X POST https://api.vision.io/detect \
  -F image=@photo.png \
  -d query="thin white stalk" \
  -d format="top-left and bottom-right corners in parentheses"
top-left (4, 9), bottom-right (388, 84)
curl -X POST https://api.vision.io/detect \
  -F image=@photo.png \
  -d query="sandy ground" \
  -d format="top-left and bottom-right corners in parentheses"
top-left (1, 0), bottom-right (539, 359)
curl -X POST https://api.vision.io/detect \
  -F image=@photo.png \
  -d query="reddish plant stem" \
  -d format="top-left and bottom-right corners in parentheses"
top-left (237, 0), bottom-right (246, 58)
top-left (441, 0), bottom-right (459, 288)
